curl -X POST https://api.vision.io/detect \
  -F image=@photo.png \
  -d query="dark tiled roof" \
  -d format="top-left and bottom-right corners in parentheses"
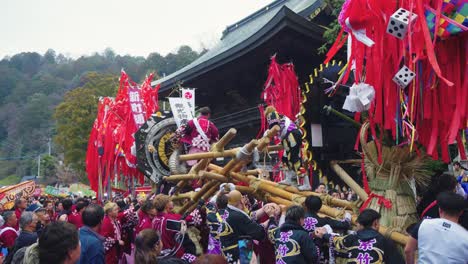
top-left (151, 0), bottom-right (324, 91)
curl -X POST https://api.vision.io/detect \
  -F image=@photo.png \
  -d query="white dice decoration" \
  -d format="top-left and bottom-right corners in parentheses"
top-left (392, 66), bottom-right (416, 88)
top-left (387, 8), bottom-right (418, 39)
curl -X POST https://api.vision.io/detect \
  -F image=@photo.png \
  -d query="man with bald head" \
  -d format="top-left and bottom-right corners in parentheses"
top-left (219, 190), bottom-right (265, 264)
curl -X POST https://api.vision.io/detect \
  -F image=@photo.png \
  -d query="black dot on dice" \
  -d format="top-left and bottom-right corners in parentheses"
top-left (398, 12), bottom-right (403, 15)
top-left (395, 15), bottom-right (400, 18)
top-left (399, 75), bottom-right (403, 78)
top-left (404, 79), bottom-right (407, 82)
top-left (399, 25), bottom-right (404, 29)
top-left (401, 9), bottom-right (407, 12)
top-left (397, 33), bottom-right (402, 37)
top-left (391, 21), bottom-right (395, 25)
top-left (404, 68), bottom-right (409, 71)
top-left (403, 18), bottom-right (408, 21)
top-left (405, 74), bottom-right (408, 77)
top-left (410, 73), bottom-right (414, 76)
top-left (394, 26), bottom-right (398, 31)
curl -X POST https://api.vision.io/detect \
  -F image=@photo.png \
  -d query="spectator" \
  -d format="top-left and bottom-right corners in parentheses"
top-left (269, 205), bottom-right (318, 264)
top-left (0, 211), bottom-right (19, 252)
top-left (193, 254), bottom-right (228, 264)
top-left (68, 201), bottom-right (86, 228)
top-left (34, 208), bottom-right (50, 237)
top-left (314, 183), bottom-right (326, 194)
top-left (218, 190), bottom-right (265, 264)
top-left (405, 192), bottom-right (468, 263)
top-left (22, 222), bottom-right (81, 264)
top-left (7, 211), bottom-right (38, 261)
top-left (206, 194), bottom-right (228, 255)
top-left (134, 229), bottom-right (162, 264)
top-left (43, 201), bottom-right (54, 222)
top-left (100, 202), bottom-right (124, 264)
top-left (13, 198), bottom-right (27, 231)
top-left (328, 189), bottom-right (340, 199)
top-left (316, 209), bottom-right (404, 263)
top-left (58, 199), bottom-right (73, 222)
top-left (54, 201), bottom-right (64, 221)
top-left (79, 204), bottom-right (105, 264)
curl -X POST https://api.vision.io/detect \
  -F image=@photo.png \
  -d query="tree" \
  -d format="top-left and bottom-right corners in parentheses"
top-left (43, 49), bottom-right (57, 65)
top-left (54, 72), bottom-right (118, 176)
top-left (318, 0), bottom-right (346, 54)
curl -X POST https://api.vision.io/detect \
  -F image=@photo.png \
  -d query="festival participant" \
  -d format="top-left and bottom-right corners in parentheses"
top-left (100, 202), bottom-right (124, 264)
top-left (67, 201), bottom-right (86, 228)
top-left (206, 194), bottom-right (228, 255)
top-left (268, 205), bottom-right (318, 264)
top-left (152, 194), bottom-right (197, 262)
top-left (13, 198), bottom-right (27, 231)
top-left (116, 199), bottom-right (137, 255)
top-left (314, 183), bottom-right (326, 194)
top-left (264, 106), bottom-right (311, 191)
top-left (134, 229), bottom-right (163, 264)
top-left (316, 209), bottom-right (404, 263)
top-left (404, 192), bottom-right (468, 263)
top-left (54, 201), bottom-right (64, 221)
top-left (303, 196), bottom-right (351, 234)
top-left (218, 190), bottom-right (265, 264)
top-left (0, 211), bottom-right (18, 252)
top-left (173, 107), bottom-right (219, 187)
top-left (79, 204), bottom-right (105, 264)
top-left (135, 200), bottom-right (156, 236)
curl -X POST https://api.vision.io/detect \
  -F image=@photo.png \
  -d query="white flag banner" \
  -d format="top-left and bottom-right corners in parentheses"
top-left (168, 97), bottom-right (194, 128)
top-left (181, 88), bottom-right (195, 116)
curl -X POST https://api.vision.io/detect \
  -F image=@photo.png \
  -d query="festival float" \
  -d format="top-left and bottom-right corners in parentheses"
top-left (85, 0), bottom-right (467, 248)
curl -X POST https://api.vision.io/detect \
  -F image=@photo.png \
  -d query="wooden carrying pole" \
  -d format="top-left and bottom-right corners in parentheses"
top-left (330, 161), bottom-right (368, 201)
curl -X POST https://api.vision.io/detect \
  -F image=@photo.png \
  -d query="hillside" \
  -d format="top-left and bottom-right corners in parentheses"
top-left (0, 46), bottom-right (202, 185)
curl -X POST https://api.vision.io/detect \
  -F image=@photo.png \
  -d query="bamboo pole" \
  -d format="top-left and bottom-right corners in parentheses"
top-left (164, 174), bottom-right (198, 182)
top-left (171, 191), bottom-right (195, 201)
top-left (198, 170), bottom-right (228, 182)
top-left (213, 128), bottom-right (237, 152)
top-left (330, 161), bottom-right (368, 201)
top-left (179, 148), bottom-right (240, 161)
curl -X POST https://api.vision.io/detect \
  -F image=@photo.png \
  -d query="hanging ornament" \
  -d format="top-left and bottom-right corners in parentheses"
top-left (342, 83), bottom-right (375, 112)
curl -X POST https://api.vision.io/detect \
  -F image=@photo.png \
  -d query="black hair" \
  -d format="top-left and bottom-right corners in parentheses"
top-left (75, 201), bottom-right (87, 213)
top-left (328, 189), bottom-right (339, 195)
top-left (39, 222), bottom-right (79, 264)
top-left (417, 172), bottom-right (458, 215)
top-left (116, 200), bottom-right (127, 211)
top-left (437, 191), bottom-right (466, 216)
top-left (304, 196), bottom-right (322, 213)
top-left (61, 199), bottom-right (73, 211)
top-left (285, 205), bottom-right (305, 223)
top-left (454, 161), bottom-right (468, 171)
top-left (199, 107), bottom-right (211, 116)
top-left (357, 209), bottom-right (381, 228)
top-left (82, 204), bottom-right (104, 227)
top-left (134, 229), bottom-right (160, 264)
top-left (141, 200), bottom-right (156, 213)
top-left (216, 194), bottom-right (228, 209)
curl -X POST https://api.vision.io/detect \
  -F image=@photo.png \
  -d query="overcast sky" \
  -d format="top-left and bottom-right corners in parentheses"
top-left (0, 0), bottom-right (272, 59)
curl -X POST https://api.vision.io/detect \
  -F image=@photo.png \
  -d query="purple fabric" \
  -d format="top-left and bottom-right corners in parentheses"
top-left (207, 235), bottom-right (222, 255)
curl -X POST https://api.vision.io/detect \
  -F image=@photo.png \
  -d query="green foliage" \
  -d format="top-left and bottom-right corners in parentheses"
top-left (54, 73), bottom-right (118, 175)
top-left (0, 46), bottom-right (202, 184)
top-left (0, 174), bottom-right (20, 186)
top-left (318, 0), bottom-right (346, 54)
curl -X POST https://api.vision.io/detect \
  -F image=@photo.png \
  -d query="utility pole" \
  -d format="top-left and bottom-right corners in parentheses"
top-left (48, 137), bottom-right (51, 155)
top-left (37, 155), bottom-right (41, 178)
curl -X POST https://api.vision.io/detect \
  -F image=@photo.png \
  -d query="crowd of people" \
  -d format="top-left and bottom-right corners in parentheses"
top-left (0, 171), bottom-right (467, 264)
